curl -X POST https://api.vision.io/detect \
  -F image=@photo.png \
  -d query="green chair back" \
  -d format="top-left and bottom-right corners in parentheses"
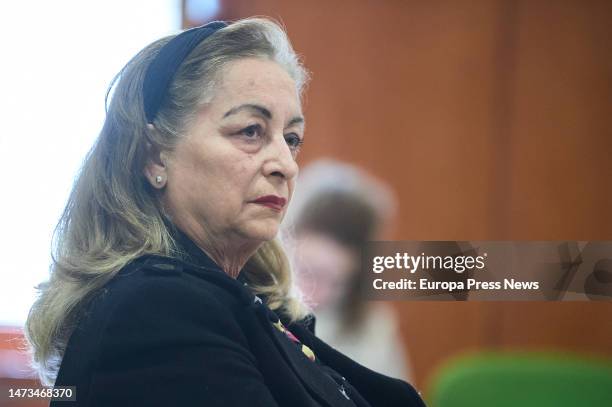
top-left (428, 352), bottom-right (612, 407)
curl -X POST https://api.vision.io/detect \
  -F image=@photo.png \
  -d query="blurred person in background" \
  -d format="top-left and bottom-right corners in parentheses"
top-left (283, 159), bottom-right (412, 381)
top-left (24, 17), bottom-right (424, 407)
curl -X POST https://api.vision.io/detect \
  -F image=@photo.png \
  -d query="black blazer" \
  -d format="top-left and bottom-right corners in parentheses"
top-left (51, 234), bottom-right (426, 407)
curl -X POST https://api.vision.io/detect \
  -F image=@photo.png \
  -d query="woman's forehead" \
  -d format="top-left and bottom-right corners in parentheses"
top-left (211, 58), bottom-right (302, 116)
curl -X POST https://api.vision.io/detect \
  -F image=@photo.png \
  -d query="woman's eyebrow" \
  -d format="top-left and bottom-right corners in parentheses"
top-left (223, 103), bottom-right (305, 128)
top-left (223, 103), bottom-right (271, 119)
top-left (287, 116), bottom-right (305, 128)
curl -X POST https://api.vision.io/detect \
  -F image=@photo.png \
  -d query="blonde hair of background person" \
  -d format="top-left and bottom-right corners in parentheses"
top-left (25, 18), bottom-right (310, 387)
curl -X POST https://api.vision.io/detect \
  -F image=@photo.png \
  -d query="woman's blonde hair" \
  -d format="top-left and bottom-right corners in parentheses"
top-left (25, 17), bottom-right (310, 386)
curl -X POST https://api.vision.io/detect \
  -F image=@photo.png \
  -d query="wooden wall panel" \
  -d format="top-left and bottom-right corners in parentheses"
top-left (496, 303), bottom-right (612, 353)
top-left (507, 0), bottom-right (612, 239)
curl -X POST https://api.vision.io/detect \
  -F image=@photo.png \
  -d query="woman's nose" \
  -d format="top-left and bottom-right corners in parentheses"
top-left (263, 133), bottom-right (299, 180)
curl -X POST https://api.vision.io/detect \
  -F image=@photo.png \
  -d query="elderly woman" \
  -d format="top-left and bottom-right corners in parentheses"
top-left (25, 18), bottom-right (425, 407)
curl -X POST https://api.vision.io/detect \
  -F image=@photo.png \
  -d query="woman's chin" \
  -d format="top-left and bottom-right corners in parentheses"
top-left (241, 221), bottom-right (280, 242)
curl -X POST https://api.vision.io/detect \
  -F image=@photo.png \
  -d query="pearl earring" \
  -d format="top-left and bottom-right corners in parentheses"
top-left (155, 175), bottom-right (163, 184)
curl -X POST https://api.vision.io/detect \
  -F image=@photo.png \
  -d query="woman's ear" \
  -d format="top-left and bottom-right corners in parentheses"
top-left (144, 124), bottom-right (168, 189)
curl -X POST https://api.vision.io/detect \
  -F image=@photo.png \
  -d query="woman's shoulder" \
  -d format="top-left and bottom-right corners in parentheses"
top-left (58, 254), bottom-right (253, 366)
top-left (54, 255), bottom-right (261, 405)
top-left (69, 254), bottom-right (254, 352)
top-left (102, 254), bottom-right (252, 310)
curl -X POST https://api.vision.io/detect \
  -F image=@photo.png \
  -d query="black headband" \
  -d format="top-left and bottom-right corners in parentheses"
top-left (143, 21), bottom-right (228, 123)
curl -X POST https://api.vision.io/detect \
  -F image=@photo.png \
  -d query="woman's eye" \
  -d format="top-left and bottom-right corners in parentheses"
top-left (285, 133), bottom-right (304, 150)
top-left (239, 124), bottom-right (263, 139)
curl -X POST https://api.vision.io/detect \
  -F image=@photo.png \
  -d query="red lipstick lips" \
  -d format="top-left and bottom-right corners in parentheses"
top-left (250, 195), bottom-right (287, 211)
